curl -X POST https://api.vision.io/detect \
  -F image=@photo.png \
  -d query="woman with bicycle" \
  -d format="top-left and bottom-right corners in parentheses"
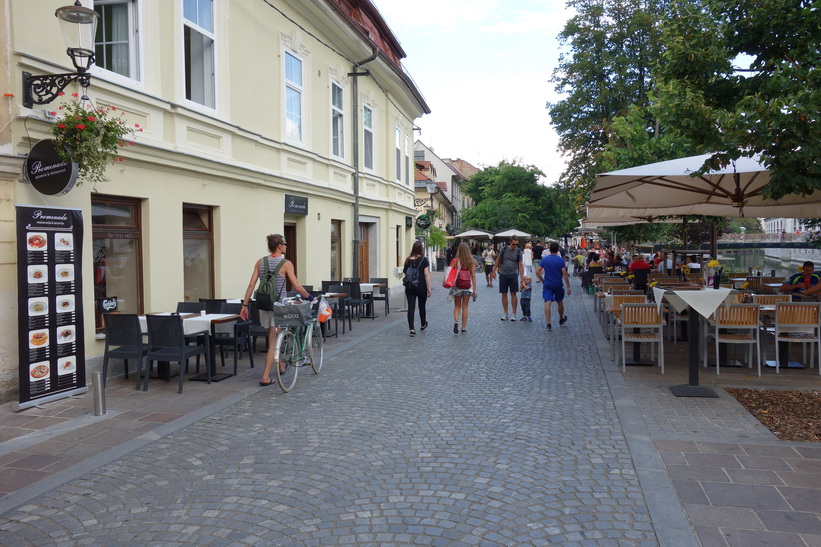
top-left (240, 233), bottom-right (313, 387)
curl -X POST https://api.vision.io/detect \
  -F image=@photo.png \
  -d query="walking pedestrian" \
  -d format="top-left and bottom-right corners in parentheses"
top-left (239, 233), bottom-right (314, 386)
top-left (493, 236), bottom-right (524, 321)
top-left (536, 241), bottom-right (572, 331)
top-left (482, 243), bottom-right (497, 287)
top-left (450, 243), bottom-right (477, 333)
top-left (403, 241), bottom-right (431, 336)
top-left (520, 275), bottom-right (533, 322)
top-left (523, 242), bottom-right (534, 278)
top-left (532, 240), bottom-right (545, 263)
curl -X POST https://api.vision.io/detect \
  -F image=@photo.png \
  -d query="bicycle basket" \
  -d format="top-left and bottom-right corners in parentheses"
top-left (273, 301), bottom-right (313, 328)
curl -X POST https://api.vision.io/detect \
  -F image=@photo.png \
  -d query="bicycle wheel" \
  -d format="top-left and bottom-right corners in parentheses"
top-left (307, 322), bottom-right (324, 373)
top-left (274, 329), bottom-right (299, 392)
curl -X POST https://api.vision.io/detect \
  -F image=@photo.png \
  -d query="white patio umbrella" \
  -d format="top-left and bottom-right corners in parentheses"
top-left (589, 153), bottom-right (821, 218)
top-left (454, 229), bottom-right (493, 238)
top-left (494, 228), bottom-right (531, 238)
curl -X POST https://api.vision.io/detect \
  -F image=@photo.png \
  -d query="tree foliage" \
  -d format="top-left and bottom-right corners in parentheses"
top-left (655, 0), bottom-right (821, 199)
top-left (548, 0), bottom-right (665, 202)
top-left (460, 161), bottom-right (577, 238)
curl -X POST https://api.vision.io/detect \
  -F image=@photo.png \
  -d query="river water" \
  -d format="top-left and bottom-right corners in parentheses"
top-left (716, 250), bottom-right (796, 280)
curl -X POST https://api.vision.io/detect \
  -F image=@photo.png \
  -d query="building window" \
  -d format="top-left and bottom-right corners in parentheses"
top-left (395, 127), bottom-right (402, 182)
top-left (182, 205), bottom-right (214, 302)
top-left (92, 196), bottom-right (142, 333)
top-left (405, 135), bottom-right (410, 186)
top-left (330, 220), bottom-right (343, 281)
top-left (363, 105), bottom-right (374, 170)
top-left (331, 82), bottom-right (344, 158)
top-left (285, 51), bottom-right (303, 141)
top-left (184, 0), bottom-right (215, 108)
top-left (94, 0), bottom-right (139, 79)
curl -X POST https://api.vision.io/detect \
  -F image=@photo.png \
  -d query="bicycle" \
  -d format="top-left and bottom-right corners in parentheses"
top-left (273, 298), bottom-right (324, 392)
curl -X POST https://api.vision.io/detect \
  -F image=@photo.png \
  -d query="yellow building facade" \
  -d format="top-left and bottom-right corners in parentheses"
top-left (0, 0), bottom-right (429, 403)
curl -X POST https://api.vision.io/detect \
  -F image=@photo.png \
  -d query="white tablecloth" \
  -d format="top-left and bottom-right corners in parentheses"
top-left (653, 287), bottom-right (734, 319)
top-left (139, 313), bottom-right (237, 335)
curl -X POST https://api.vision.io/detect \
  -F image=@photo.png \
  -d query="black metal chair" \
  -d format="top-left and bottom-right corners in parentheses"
top-left (176, 301), bottom-right (205, 313)
top-left (370, 277), bottom-right (390, 315)
top-left (145, 315), bottom-right (207, 393)
top-left (212, 302), bottom-right (254, 374)
top-left (342, 281), bottom-right (368, 320)
top-left (199, 298), bottom-right (227, 314)
top-left (102, 313), bottom-right (147, 389)
top-left (248, 301), bottom-right (270, 353)
top-left (321, 281), bottom-right (335, 293)
top-left (329, 284), bottom-right (353, 333)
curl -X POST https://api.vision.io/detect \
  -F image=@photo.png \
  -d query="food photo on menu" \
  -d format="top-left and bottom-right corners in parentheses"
top-left (29, 362), bottom-right (50, 382)
top-left (27, 233), bottom-right (47, 251)
top-left (28, 297), bottom-right (48, 316)
top-left (27, 265), bottom-right (48, 284)
top-left (29, 329), bottom-right (48, 349)
top-left (57, 325), bottom-right (75, 344)
top-left (55, 233), bottom-right (73, 250)
top-left (57, 356), bottom-right (76, 376)
top-left (56, 295), bottom-right (75, 313)
top-left (55, 264), bottom-right (74, 282)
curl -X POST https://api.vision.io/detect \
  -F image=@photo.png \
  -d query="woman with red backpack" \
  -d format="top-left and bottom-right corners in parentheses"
top-left (450, 243), bottom-right (478, 334)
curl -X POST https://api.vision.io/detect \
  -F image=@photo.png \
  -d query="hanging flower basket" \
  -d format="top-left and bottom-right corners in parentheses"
top-left (51, 93), bottom-right (139, 185)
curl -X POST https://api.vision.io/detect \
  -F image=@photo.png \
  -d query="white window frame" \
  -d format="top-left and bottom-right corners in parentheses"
top-left (404, 135), bottom-right (410, 186)
top-left (331, 81), bottom-right (344, 159)
top-left (395, 127), bottom-right (402, 182)
top-left (284, 50), bottom-right (304, 142)
top-left (183, 0), bottom-right (216, 109)
top-left (363, 104), bottom-right (374, 171)
top-left (93, 0), bottom-right (141, 81)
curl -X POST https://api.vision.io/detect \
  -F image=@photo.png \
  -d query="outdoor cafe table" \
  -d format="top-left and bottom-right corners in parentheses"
top-left (358, 283), bottom-right (386, 319)
top-left (138, 312), bottom-right (240, 382)
top-left (652, 286), bottom-right (735, 397)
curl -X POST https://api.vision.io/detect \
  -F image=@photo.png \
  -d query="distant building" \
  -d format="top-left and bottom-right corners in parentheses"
top-left (413, 142), bottom-right (476, 234)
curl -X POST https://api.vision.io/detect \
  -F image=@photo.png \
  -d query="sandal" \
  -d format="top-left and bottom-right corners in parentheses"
top-left (461, 329), bottom-right (467, 333)
top-left (259, 379), bottom-right (275, 386)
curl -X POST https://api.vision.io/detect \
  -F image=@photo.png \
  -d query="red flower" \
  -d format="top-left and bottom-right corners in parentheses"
top-left (87, 116), bottom-right (96, 121)
top-left (71, 93), bottom-right (79, 97)
top-left (57, 92), bottom-right (65, 96)
top-left (58, 123), bottom-right (66, 129)
top-left (76, 124), bottom-right (86, 130)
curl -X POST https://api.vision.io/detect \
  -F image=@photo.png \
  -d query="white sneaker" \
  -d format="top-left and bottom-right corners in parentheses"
top-left (501, 314), bottom-right (509, 321)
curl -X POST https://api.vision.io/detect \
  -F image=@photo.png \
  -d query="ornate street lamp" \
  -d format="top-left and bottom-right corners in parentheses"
top-left (425, 180), bottom-right (439, 211)
top-left (22, 1), bottom-right (100, 108)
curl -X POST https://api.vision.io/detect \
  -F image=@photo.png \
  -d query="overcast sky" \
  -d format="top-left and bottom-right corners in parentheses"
top-left (371, 0), bottom-right (572, 184)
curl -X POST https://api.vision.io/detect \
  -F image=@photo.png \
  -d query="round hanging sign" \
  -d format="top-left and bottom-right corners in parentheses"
top-left (24, 139), bottom-right (78, 196)
top-left (415, 215), bottom-right (431, 229)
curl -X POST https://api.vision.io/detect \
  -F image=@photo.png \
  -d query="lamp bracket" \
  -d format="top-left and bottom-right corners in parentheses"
top-left (22, 71), bottom-right (91, 109)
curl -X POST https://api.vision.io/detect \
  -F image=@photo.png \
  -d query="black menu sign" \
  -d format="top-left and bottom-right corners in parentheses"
top-left (14, 206), bottom-right (86, 410)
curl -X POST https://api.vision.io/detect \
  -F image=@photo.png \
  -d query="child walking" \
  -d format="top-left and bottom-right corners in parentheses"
top-left (520, 275), bottom-right (533, 322)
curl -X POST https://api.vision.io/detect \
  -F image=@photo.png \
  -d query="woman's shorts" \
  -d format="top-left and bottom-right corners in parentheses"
top-left (259, 310), bottom-right (277, 329)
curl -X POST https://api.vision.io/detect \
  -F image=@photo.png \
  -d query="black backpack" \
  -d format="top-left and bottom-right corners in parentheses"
top-left (403, 257), bottom-right (422, 289)
top-left (255, 257), bottom-right (286, 310)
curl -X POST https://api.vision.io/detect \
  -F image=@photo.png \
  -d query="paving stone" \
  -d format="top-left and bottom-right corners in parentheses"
top-left (702, 482), bottom-right (790, 510)
top-left (756, 509), bottom-right (821, 535)
top-left (722, 527), bottom-right (807, 547)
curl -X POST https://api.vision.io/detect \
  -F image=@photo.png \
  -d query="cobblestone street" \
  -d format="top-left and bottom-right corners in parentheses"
top-left (0, 280), bottom-right (659, 545)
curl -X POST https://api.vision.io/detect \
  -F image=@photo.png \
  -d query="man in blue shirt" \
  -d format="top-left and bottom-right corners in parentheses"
top-left (783, 261), bottom-right (820, 300)
top-left (536, 242), bottom-right (572, 331)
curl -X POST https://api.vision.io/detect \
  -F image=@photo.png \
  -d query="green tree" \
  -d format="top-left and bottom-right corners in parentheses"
top-left (548, 0), bottom-right (665, 202)
top-left (460, 161), bottom-right (577, 238)
top-left (655, 0), bottom-right (821, 199)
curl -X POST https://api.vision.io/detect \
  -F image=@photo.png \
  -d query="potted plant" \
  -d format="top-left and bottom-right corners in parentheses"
top-left (51, 93), bottom-right (139, 185)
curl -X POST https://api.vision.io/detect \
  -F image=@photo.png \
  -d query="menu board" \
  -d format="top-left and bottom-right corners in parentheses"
top-left (15, 206), bottom-right (85, 409)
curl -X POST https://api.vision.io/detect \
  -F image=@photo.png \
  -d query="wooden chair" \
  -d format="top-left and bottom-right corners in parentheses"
top-left (102, 313), bottom-right (146, 389)
top-left (745, 276), bottom-right (763, 292)
top-left (608, 295), bottom-right (647, 360)
top-left (703, 304), bottom-right (761, 376)
top-left (774, 302), bottom-right (821, 374)
top-left (620, 303), bottom-right (665, 374)
top-left (753, 294), bottom-right (790, 306)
